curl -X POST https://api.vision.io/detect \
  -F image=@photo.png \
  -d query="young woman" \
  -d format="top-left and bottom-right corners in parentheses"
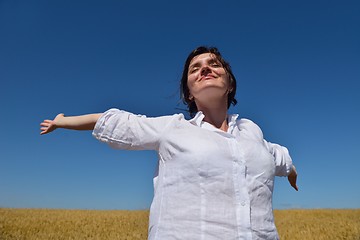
top-left (40, 46), bottom-right (298, 240)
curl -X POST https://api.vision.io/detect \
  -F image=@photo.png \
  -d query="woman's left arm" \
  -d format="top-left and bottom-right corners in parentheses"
top-left (263, 140), bottom-right (298, 191)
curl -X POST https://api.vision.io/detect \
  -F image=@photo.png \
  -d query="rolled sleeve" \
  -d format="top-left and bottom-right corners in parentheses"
top-left (93, 108), bottom-right (176, 151)
top-left (264, 141), bottom-right (293, 176)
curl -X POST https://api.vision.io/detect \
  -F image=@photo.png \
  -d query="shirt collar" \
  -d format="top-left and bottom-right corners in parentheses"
top-left (189, 111), bottom-right (239, 131)
top-left (189, 111), bottom-right (205, 126)
top-left (227, 113), bottom-right (239, 133)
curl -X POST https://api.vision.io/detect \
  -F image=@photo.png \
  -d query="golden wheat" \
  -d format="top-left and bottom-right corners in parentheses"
top-left (0, 208), bottom-right (148, 240)
top-left (274, 209), bottom-right (360, 240)
top-left (0, 208), bottom-right (359, 240)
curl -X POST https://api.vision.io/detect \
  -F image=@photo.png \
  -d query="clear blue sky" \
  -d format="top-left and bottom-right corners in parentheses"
top-left (1, 0), bottom-right (359, 210)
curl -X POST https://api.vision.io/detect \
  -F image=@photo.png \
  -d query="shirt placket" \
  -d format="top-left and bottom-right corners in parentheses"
top-left (229, 138), bottom-right (252, 239)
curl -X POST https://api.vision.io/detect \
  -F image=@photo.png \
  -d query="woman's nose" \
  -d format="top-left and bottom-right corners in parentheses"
top-left (201, 66), bottom-right (211, 75)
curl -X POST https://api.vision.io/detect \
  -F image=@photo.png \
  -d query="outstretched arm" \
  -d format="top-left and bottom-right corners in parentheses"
top-left (40, 113), bottom-right (102, 135)
top-left (288, 165), bottom-right (298, 191)
top-left (262, 139), bottom-right (299, 191)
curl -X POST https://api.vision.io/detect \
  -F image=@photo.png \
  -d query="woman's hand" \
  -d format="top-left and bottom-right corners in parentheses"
top-left (288, 165), bottom-right (298, 191)
top-left (40, 113), bottom-right (65, 135)
top-left (40, 113), bottom-right (101, 135)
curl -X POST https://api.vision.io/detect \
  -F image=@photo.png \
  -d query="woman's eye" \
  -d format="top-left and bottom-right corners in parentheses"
top-left (190, 68), bottom-right (199, 73)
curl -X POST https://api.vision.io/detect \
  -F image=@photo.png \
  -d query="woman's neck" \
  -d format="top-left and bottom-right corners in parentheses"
top-left (197, 102), bottom-right (229, 132)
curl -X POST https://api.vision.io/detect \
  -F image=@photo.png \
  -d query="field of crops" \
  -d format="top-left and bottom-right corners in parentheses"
top-left (0, 208), bottom-right (359, 239)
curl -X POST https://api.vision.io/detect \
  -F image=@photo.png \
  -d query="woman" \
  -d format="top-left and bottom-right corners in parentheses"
top-left (40, 46), bottom-right (298, 240)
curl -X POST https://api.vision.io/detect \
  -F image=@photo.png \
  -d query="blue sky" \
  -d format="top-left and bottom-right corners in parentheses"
top-left (0, 0), bottom-right (359, 210)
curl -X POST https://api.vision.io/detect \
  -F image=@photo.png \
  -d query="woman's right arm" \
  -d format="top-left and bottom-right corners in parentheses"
top-left (40, 113), bottom-right (102, 135)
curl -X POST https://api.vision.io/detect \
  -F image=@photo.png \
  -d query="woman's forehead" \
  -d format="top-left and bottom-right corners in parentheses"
top-left (190, 53), bottom-right (217, 65)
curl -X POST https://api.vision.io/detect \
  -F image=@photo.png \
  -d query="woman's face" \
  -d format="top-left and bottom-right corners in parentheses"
top-left (187, 53), bottom-right (231, 102)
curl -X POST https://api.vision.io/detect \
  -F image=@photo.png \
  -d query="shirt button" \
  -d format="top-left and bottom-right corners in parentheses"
top-left (241, 201), bottom-right (246, 206)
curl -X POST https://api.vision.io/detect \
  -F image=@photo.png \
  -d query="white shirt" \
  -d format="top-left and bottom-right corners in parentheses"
top-left (93, 109), bottom-right (293, 240)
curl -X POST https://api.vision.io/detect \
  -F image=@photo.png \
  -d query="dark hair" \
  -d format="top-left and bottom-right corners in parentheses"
top-left (180, 46), bottom-right (237, 117)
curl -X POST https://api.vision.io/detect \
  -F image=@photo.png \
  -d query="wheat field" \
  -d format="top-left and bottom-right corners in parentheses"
top-left (0, 208), bottom-right (359, 240)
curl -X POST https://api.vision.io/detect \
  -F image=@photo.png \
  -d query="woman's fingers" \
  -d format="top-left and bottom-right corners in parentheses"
top-left (40, 122), bottom-right (49, 127)
top-left (40, 120), bottom-right (56, 135)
